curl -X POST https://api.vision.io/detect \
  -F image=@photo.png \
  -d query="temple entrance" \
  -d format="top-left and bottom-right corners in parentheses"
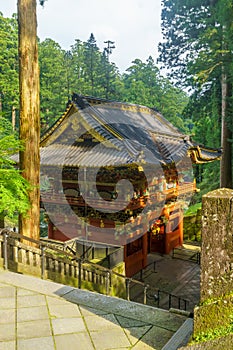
top-left (149, 232), bottom-right (165, 254)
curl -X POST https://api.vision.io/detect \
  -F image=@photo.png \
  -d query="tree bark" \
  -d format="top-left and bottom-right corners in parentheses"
top-left (0, 212), bottom-right (4, 229)
top-left (12, 105), bottom-right (16, 131)
top-left (220, 73), bottom-right (232, 188)
top-left (18, 0), bottom-right (40, 243)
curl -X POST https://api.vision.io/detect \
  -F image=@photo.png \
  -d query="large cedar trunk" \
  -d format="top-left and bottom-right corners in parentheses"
top-left (220, 74), bottom-right (232, 188)
top-left (18, 0), bottom-right (40, 243)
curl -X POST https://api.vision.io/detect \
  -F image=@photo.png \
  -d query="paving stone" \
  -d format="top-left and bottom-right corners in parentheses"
top-left (131, 341), bottom-right (156, 349)
top-left (79, 305), bottom-right (109, 316)
top-left (132, 325), bottom-right (174, 350)
top-left (17, 294), bottom-right (46, 308)
top-left (0, 340), bottom-right (15, 350)
top-left (115, 315), bottom-right (150, 328)
top-left (0, 323), bottom-right (15, 342)
top-left (17, 306), bottom-right (49, 322)
top-left (0, 282), bottom-right (8, 287)
top-left (90, 328), bottom-right (131, 350)
top-left (0, 287), bottom-right (15, 298)
top-left (55, 333), bottom-right (94, 350)
top-left (63, 289), bottom-right (186, 330)
top-left (0, 269), bottom-right (73, 297)
top-left (51, 317), bottom-right (86, 335)
top-left (0, 309), bottom-right (15, 324)
top-left (52, 285), bottom-right (74, 298)
top-left (150, 312), bottom-right (186, 332)
top-left (17, 319), bottom-right (52, 339)
top-left (84, 314), bottom-right (120, 331)
top-left (162, 318), bottom-right (193, 350)
top-left (124, 325), bottom-right (153, 345)
top-left (0, 264), bottom-right (193, 350)
top-left (46, 295), bottom-right (73, 306)
top-left (17, 288), bottom-right (37, 296)
top-left (48, 303), bottom-right (81, 318)
top-left (17, 336), bottom-right (54, 350)
top-left (0, 297), bottom-right (15, 309)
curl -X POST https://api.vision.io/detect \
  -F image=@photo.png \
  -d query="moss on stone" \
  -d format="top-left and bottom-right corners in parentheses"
top-left (194, 290), bottom-right (233, 337)
top-left (183, 213), bottom-right (202, 242)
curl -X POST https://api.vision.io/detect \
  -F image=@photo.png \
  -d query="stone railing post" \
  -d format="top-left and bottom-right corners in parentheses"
top-left (41, 245), bottom-right (46, 279)
top-left (126, 278), bottom-right (130, 301)
top-left (106, 271), bottom-right (110, 295)
top-left (3, 231), bottom-right (8, 270)
top-left (194, 188), bottom-right (233, 337)
top-left (78, 259), bottom-right (82, 289)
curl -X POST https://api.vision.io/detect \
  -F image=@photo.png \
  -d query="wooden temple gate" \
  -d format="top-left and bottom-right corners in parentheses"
top-left (39, 94), bottom-right (221, 277)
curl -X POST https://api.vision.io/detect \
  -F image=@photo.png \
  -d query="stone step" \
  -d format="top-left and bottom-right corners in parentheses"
top-left (0, 267), bottom-right (192, 350)
top-left (162, 318), bottom-right (193, 350)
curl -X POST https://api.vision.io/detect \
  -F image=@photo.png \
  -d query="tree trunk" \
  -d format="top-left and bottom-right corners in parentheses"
top-left (220, 73), bottom-right (232, 188)
top-left (12, 105), bottom-right (16, 131)
top-left (0, 212), bottom-right (4, 229)
top-left (18, 0), bottom-right (40, 244)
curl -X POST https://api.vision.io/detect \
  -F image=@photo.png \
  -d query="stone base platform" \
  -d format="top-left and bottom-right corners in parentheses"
top-left (0, 269), bottom-right (193, 349)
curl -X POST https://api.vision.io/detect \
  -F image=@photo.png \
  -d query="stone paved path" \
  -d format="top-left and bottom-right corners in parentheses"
top-left (131, 253), bottom-right (200, 312)
top-left (0, 269), bottom-right (191, 350)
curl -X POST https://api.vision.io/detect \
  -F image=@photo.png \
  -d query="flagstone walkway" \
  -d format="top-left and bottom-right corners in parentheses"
top-left (0, 269), bottom-right (192, 350)
top-left (131, 252), bottom-right (200, 312)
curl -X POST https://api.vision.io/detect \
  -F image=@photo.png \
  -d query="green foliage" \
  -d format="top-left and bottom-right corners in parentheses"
top-left (39, 33), bottom-right (189, 132)
top-left (39, 39), bottom-right (68, 128)
top-left (0, 12), bottom-right (189, 134)
top-left (0, 13), bottom-right (19, 123)
top-left (38, 34), bottom-right (123, 129)
top-left (0, 118), bottom-right (30, 217)
top-left (192, 322), bottom-right (233, 344)
top-left (159, 0), bottom-right (233, 189)
top-left (0, 169), bottom-right (30, 216)
top-left (1, 8), bottom-right (224, 197)
top-left (122, 57), bottom-right (189, 128)
top-left (40, 210), bottom-right (48, 237)
top-left (82, 33), bottom-right (101, 96)
top-left (159, 0), bottom-right (225, 87)
top-left (184, 202), bottom-right (202, 216)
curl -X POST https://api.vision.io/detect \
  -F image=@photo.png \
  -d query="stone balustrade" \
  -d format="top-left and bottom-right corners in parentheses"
top-left (0, 232), bottom-right (126, 298)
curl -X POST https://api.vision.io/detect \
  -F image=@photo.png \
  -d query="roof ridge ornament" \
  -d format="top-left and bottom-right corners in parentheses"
top-left (72, 93), bottom-right (90, 110)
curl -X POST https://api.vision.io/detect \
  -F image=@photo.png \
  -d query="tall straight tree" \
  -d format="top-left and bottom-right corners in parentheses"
top-left (218, 1), bottom-right (233, 188)
top-left (83, 34), bottom-right (100, 95)
top-left (18, 0), bottom-right (40, 242)
top-left (159, 0), bottom-right (233, 188)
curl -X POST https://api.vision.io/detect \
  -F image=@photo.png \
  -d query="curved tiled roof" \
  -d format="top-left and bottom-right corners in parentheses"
top-left (39, 94), bottom-right (221, 167)
top-left (39, 143), bottom-right (132, 167)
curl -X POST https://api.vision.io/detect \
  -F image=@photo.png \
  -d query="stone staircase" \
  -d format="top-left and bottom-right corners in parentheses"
top-left (0, 269), bottom-right (193, 349)
top-left (53, 276), bottom-right (194, 349)
top-left (131, 253), bottom-right (200, 313)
